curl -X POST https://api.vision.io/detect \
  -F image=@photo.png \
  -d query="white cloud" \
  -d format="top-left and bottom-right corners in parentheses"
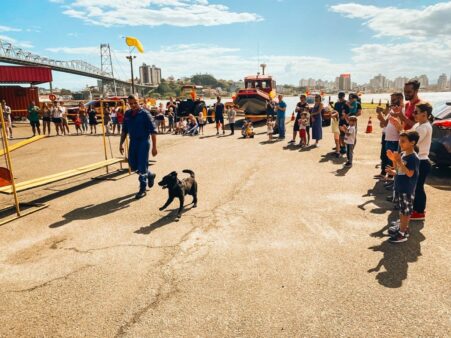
top-left (0, 25), bottom-right (21, 32)
top-left (329, 2), bottom-right (451, 39)
top-left (58, 0), bottom-right (262, 27)
top-left (46, 46), bottom-right (99, 54)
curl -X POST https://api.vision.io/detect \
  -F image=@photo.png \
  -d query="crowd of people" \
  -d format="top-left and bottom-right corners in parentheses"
top-left (1, 80), bottom-right (434, 243)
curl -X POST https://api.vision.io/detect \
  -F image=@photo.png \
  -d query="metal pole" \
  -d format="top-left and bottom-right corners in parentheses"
top-left (130, 56), bottom-right (135, 95)
top-left (99, 100), bottom-right (109, 174)
top-left (121, 101), bottom-right (132, 175)
top-left (0, 106), bottom-right (21, 216)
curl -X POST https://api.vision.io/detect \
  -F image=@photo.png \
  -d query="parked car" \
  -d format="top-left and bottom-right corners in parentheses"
top-left (430, 102), bottom-right (451, 167)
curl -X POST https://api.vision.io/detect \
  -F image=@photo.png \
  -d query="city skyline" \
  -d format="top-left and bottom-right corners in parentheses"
top-left (1, 0), bottom-right (451, 90)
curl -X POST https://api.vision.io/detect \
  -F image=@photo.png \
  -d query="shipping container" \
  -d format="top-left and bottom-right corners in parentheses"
top-left (0, 86), bottom-right (39, 119)
top-left (0, 66), bottom-right (52, 84)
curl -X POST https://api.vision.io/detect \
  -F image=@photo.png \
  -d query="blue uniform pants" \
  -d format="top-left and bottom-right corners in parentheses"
top-left (128, 139), bottom-right (152, 191)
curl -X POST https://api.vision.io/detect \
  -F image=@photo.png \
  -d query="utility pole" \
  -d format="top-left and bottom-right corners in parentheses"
top-left (126, 55), bottom-right (136, 95)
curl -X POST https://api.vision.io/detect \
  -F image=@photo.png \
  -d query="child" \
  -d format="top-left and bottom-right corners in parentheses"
top-left (330, 109), bottom-right (340, 157)
top-left (245, 122), bottom-right (255, 138)
top-left (74, 113), bottom-right (82, 135)
top-left (386, 131), bottom-right (420, 243)
top-left (267, 117), bottom-right (275, 140)
top-left (340, 116), bottom-right (357, 167)
top-left (167, 108), bottom-right (175, 133)
top-left (198, 110), bottom-right (205, 135)
top-left (241, 120), bottom-right (249, 138)
top-left (299, 111), bottom-right (309, 147)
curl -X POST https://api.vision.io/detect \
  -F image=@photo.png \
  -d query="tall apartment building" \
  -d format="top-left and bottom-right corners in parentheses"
top-left (338, 73), bottom-right (351, 91)
top-left (139, 63), bottom-right (162, 85)
top-left (437, 73), bottom-right (448, 90)
top-left (394, 76), bottom-right (409, 89)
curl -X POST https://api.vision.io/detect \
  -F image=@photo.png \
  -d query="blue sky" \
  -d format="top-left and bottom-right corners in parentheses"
top-left (1, 0), bottom-right (450, 90)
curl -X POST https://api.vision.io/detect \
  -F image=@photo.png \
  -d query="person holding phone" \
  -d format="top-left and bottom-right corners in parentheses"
top-left (378, 93), bottom-right (404, 181)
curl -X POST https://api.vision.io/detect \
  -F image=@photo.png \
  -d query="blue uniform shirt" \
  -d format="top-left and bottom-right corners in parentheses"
top-left (276, 101), bottom-right (287, 119)
top-left (123, 109), bottom-right (156, 140)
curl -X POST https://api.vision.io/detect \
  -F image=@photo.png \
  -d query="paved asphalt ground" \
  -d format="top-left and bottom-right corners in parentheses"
top-left (0, 112), bottom-right (450, 337)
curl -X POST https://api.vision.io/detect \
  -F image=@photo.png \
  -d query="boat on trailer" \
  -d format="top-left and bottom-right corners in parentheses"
top-left (233, 65), bottom-right (276, 122)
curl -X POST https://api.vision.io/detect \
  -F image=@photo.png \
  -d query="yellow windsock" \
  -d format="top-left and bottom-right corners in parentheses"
top-left (125, 36), bottom-right (144, 53)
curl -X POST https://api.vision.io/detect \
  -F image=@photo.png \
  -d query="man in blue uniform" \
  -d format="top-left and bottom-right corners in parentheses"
top-left (120, 95), bottom-right (158, 199)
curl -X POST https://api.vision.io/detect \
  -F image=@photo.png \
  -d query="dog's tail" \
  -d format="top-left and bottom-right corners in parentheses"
top-left (182, 169), bottom-right (195, 178)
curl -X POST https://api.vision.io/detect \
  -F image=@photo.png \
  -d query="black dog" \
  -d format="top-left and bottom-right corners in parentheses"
top-left (158, 169), bottom-right (197, 220)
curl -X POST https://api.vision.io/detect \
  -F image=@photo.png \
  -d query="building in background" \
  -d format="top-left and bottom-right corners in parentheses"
top-left (411, 74), bottom-right (429, 89)
top-left (394, 76), bottom-right (409, 89)
top-left (338, 73), bottom-right (351, 91)
top-left (139, 63), bottom-right (162, 86)
top-left (369, 74), bottom-right (387, 90)
top-left (437, 73), bottom-right (449, 90)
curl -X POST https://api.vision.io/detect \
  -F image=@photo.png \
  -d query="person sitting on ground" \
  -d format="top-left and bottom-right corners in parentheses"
top-left (185, 114), bottom-right (199, 136)
top-left (267, 117), bottom-right (275, 140)
top-left (177, 117), bottom-right (187, 135)
top-left (340, 116), bottom-right (357, 167)
top-left (386, 131), bottom-right (420, 243)
top-left (27, 101), bottom-right (41, 136)
top-left (241, 120), bottom-right (249, 138)
top-left (245, 121), bottom-right (255, 138)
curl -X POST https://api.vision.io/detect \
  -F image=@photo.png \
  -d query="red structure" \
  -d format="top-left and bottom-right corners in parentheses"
top-left (0, 66), bottom-right (52, 118)
top-left (0, 66), bottom-right (52, 84)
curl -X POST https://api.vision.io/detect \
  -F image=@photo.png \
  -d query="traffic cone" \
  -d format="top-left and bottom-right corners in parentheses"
top-left (291, 112), bottom-right (295, 121)
top-left (366, 117), bottom-right (373, 133)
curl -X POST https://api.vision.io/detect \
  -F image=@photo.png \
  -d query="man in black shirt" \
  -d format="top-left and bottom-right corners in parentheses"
top-left (333, 92), bottom-right (349, 154)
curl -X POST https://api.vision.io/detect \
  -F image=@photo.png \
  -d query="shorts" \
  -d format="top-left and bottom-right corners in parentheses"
top-left (394, 192), bottom-right (415, 216)
top-left (30, 120), bottom-right (40, 127)
top-left (293, 123), bottom-right (299, 132)
top-left (215, 116), bottom-right (224, 124)
top-left (53, 117), bottom-right (62, 124)
top-left (43, 116), bottom-right (51, 122)
top-left (89, 119), bottom-right (97, 125)
top-left (111, 117), bottom-right (118, 125)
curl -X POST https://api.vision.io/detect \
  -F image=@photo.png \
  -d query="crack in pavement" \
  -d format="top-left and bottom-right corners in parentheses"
top-left (114, 165), bottom-right (261, 337)
top-left (62, 243), bottom-right (178, 254)
top-left (7, 265), bottom-right (93, 293)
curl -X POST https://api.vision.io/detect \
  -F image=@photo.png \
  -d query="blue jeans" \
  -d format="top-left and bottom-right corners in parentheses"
top-left (277, 116), bottom-right (285, 138)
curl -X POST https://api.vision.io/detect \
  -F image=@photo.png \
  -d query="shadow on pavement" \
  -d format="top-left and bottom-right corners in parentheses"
top-left (362, 179), bottom-right (426, 288)
top-left (319, 151), bottom-right (347, 164)
top-left (134, 205), bottom-right (195, 235)
top-left (335, 165), bottom-right (352, 176)
top-left (49, 193), bottom-right (136, 228)
top-left (367, 223), bottom-right (425, 288)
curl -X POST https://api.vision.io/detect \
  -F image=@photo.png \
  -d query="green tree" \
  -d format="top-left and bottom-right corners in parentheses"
top-left (191, 74), bottom-right (219, 87)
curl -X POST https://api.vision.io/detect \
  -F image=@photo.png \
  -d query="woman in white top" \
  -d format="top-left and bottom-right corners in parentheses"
top-left (411, 102), bottom-right (433, 220)
top-left (52, 102), bottom-right (64, 136)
